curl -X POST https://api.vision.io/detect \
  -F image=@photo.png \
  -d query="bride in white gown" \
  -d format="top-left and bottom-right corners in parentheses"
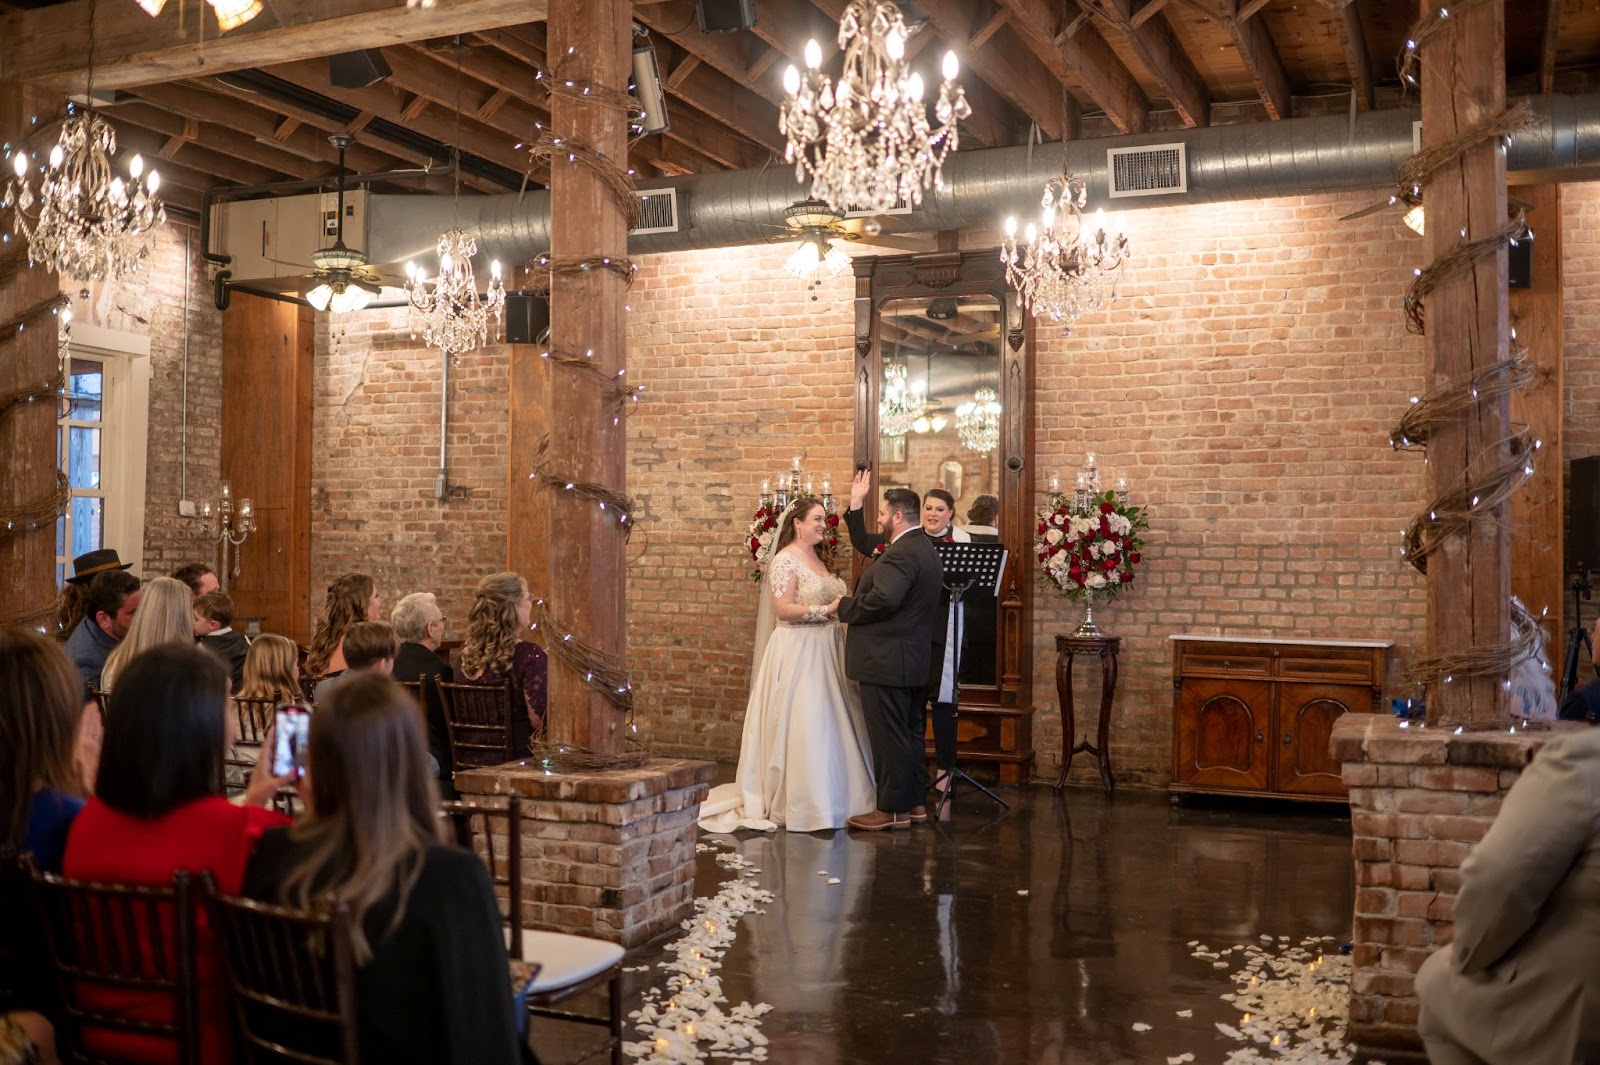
top-left (699, 497), bottom-right (877, 833)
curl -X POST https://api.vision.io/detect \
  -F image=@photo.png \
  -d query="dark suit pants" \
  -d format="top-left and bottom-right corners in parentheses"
top-left (859, 682), bottom-right (926, 813)
top-left (930, 700), bottom-right (957, 771)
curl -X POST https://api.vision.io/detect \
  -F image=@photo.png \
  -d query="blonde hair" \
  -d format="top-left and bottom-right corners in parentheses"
top-left (100, 577), bottom-right (195, 691)
top-left (307, 574), bottom-right (375, 678)
top-left (459, 572), bottom-right (525, 680)
top-left (278, 673), bottom-right (444, 963)
top-left (238, 634), bottom-right (303, 703)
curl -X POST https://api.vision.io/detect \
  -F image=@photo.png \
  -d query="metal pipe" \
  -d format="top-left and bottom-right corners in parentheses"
top-left (436, 348), bottom-right (449, 504)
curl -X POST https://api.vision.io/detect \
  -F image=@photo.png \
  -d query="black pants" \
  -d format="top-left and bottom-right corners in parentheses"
top-left (858, 682), bottom-right (927, 813)
top-left (930, 700), bottom-right (958, 771)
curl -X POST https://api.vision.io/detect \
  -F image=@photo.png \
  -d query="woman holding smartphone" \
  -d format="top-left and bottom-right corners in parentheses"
top-left (242, 672), bottom-right (526, 1065)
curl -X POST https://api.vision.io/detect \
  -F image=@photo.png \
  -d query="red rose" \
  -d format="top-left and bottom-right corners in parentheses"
top-left (1037, 520), bottom-right (1047, 534)
top-left (1069, 567), bottom-right (1082, 581)
top-left (1129, 552), bottom-right (1141, 564)
top-left (748, 537), bottom-right (760, 552)
top-left (1099, 501), bottom-right (1115, 515)
top-left (1120, 571), bottom-right (1134, 583)
top-left (827, 514), bottom-right (840, 527)
top-left (1101, 557), bottom-right (1117, 571)
top-left (1099, 517), bottom-right (1111, 536)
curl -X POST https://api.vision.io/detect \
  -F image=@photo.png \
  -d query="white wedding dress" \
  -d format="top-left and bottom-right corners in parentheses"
top-left (699, 552), bottom-right (877, 833)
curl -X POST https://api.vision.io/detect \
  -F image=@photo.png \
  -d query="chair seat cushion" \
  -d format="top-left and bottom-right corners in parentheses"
top-left (514, 929), bottom-right (624, 993)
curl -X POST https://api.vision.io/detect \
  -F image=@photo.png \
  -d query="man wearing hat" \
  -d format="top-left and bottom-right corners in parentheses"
top-left (62, 550), bottom-right (141, 689)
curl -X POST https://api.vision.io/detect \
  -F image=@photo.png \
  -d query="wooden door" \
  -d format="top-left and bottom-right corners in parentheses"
top-left (1174, 678), bottom-right (1271, 792)
top-left (1275, 683), bottom-right (1367, 797)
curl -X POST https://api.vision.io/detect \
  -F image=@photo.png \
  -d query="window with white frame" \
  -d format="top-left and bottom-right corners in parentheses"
top-left (54, 327), bottom-right (150, 586)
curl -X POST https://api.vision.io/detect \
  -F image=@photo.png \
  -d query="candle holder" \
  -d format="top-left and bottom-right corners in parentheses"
top-left (198, 480), bottom-right (255, 593)
top-left (763, 455), bottom-right (834, 515)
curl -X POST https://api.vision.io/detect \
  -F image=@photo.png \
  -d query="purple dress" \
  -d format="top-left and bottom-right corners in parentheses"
top-left (454, 641), bottom-right (547, 756)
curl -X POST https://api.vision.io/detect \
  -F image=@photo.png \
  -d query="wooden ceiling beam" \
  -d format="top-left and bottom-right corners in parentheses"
top-left (913, 0), bottom-right (1079, 142)
top-left (660, 100), bottom-right (766, 170)
top-left (109, 101), bottom-right (327, 180)
top-left (1539, 0), bottom-right (1561, 94)
top-left (991, 0), bottom-right (1150, 134)
top-left (1131, 0), bottom-right (1172, 28)
top-left (385, 46), bottom-right (549, 139)
top-left (647, 40), bottom-right (786, 155)
top-left (1328, 0), bottom-right (1374, 111)
top-left (1094, 0), bottom-right (1210, 127)
top-left (272, 117), bottom-right (301, 142)
top-left (633, 134), bottom-right (696, 177)
top-left (1220, 0), bottom-right (1291, 120)
top-left (2, 0), bottom-right (551, 93)
top-left (102, 118), bottom-right (284, 187)
top-left (637, 2), bottom-right (776, 101)
top-left (1237, 0), bottom-right (1271, 20)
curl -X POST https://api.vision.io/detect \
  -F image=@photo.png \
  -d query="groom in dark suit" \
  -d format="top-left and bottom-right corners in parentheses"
top-left (832, 485), bottom-right (944, 830)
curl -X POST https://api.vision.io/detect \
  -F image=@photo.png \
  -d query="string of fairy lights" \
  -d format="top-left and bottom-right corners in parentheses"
top-left (1386, 9), bottom-right (1551, 710)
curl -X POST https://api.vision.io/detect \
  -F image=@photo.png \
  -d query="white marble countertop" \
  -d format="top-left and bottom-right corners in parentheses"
top-left (1168, 633), bottom-right (1395, 649)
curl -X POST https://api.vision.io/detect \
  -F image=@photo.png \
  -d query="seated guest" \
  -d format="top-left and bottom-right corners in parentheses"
top-left (99, 577), bottom-right (195, 693)
top-left (193, 592), bottom-right (250, 691)
top-left (1, 631), bottom-right (89, 873)
top-left (1416, 727), bottom-right (1600, 1065)
top-left (170, 562), bottom-right (219, 598)
top-left (308, 622), bottom-right (398, 704)
top-left (63, 645), bottom-right (292, 1065)
top-left (63, 569), bottom-right (141, 690)
top-left (391, 593), bottom-right (454, 787)
top-left (238, 634), bottom-right (305, 705)
top-left (1, 631), bottom-right (88, 1065)
top-left (456, 573), bottom-right (547, 757)
top-left (242, 673), bottom-right (523, 1065)
top-left (305, 574), bottom-right (383, 681)
top-left (51, 546), bottom-right (127, 643)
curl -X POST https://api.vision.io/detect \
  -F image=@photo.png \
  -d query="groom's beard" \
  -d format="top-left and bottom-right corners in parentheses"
top-left (879, 515), bottom-right (893, 539)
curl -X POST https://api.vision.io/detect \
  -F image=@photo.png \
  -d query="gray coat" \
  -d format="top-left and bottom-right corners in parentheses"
top-left (1416, 728), bottom-right (1600, 1065)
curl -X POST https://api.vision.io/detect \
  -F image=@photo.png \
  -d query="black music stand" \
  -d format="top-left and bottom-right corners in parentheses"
top-left (928, 541), bottom-right (1009, 818)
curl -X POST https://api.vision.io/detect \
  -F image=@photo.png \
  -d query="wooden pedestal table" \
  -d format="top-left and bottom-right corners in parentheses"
top-left (1053, 634), bottom-right (1120, 794)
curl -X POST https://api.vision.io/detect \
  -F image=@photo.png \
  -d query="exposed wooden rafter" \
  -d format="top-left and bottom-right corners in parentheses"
top-left (111, 101), bottom-right (327, 180)
top-left (1328, 0), bottom-right (1374, 112)
top-left (1540, 0), bottom-right (1562, 94)
top-left (989, 0), bottom-right (1149, 135)
top-left (1, 0), bottom-right (551, 92)
top-left (1092, 0), bottom-right (1210, 128)
top-left (1220, 0), bottom-right (1292, 120)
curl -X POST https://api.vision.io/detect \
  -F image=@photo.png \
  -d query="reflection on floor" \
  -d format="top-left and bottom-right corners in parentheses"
top-left (533, 784), bottom-right (1356, 1065)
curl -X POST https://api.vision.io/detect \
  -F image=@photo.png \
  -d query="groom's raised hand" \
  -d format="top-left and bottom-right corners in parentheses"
top-left (849, 469), bottom-right (871, 511)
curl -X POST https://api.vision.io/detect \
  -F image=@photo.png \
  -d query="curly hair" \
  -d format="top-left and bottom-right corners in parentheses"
top-left (458, 572), bottom-right (527, 680)
top-left (307, 573), bottom-right (375, 678)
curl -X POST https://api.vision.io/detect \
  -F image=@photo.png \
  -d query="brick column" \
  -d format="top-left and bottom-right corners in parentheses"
top-left (1332, 714), bottom-right (1575, 1053)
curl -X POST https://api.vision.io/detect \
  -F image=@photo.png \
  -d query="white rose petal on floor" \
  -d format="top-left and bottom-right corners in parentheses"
top-left (623, 845), bottom-right (776, 1063)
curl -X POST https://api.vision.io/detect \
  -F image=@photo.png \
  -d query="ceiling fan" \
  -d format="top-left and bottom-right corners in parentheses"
top-left (269, 133), bottom-right (399, 312)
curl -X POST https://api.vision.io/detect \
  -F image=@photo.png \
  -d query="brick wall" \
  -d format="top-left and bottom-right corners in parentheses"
top-left (76, 223), bottom-right (223, 578)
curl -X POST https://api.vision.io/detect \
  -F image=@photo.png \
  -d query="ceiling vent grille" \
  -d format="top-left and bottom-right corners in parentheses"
top-left (843, 199), bottom-right (913, 217)
top-left (631, 188), bottom-right (679, 235)
top-left (1106, 143), bottom-right (1188, 198)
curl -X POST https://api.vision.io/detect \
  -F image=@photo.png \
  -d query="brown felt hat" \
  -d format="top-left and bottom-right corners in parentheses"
top-left (67, 548), bottom-right (133, 585)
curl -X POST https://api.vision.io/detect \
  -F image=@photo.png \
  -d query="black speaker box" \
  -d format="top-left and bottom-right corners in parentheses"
top-left (1569, 456), bottom-right (1600, 573)
top-left (1508, 234), bottom-right (1533, 289)
top-left (504, 291), bottom-right (550, 346)
top-left (328, 50), bottom-right (392, 90)
top-left (696, 0), bottom-right (756, 33)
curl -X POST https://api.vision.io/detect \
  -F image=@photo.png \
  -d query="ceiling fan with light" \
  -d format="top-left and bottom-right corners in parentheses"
top-left (133, 0), bottom-right (264, 32)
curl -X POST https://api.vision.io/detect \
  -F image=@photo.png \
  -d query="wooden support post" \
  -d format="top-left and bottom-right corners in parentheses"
top-left (1508, 184), bottom-right (1562, 664)
top-left (538, 0), bottom-right (630, 753)
top-left (0, 80), bottom-right (63, 627)
top-left (1421, 0), bottom-right (1510, 725)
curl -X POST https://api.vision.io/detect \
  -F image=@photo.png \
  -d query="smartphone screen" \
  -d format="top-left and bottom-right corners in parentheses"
top-left (272, 706), bottom-right (310, 778)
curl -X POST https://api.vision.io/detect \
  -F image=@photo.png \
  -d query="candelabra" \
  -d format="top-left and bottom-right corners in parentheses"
top-left (759, 455), bottom-right (836, 516)
top-left (199, 481), bottom-right (255, 593)
top-left (1047, 453), bottom-right (1132, 514)
top-left (404, 227), bottom-right (506, 359)
top-left (1001, 173), bottom-right (1130, 326)
top-left (779, 1), bottom-right (970, 212)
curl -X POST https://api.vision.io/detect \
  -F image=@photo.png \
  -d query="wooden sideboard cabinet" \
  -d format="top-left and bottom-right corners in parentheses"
top-left (1169, 635), bottom-right (1391, 802)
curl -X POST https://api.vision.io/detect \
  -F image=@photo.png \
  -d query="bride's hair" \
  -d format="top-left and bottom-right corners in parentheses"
top-left (772, 496), bottom-right (825, 559)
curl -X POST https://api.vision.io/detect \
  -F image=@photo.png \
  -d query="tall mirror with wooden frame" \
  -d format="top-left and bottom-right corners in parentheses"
top-left (852, 249), bottom-right (1036, 784)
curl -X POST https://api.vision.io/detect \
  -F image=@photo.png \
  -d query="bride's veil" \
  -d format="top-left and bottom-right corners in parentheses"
top-left (751, 499), bottom-right (801, 672)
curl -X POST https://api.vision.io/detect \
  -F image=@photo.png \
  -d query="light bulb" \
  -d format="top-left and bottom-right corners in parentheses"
top-left (942, 51), bottom-right (960, 81)
top-left (306, 284), bottom-right (333, 311)
top-left (907, 72), bottom-right (924, 102)
top-left (11, 151), bottom-right (26, 178)
top-left (804, 39), bottom-right (822, 70)
top-left (885, 26), bottom-right (905, 60)
top-left (490, 259), bottom-right (502, 280)
top-left (1025, 222), bottom-right (1038, 243)
top-left (146, 169), bottom-right (160, 193)
top-left (405, 261), bottom-right (417, 280)
top-left (783, 64), bottom-right (801, 95)
top-left (49, 144), bottom-right (63, 168)
top-left (1004, 216), bottom-right (1017, 237)
top-left (128, 154), bottom-right (144, 179)
top-left (440, 251), bottom-right (453, 273)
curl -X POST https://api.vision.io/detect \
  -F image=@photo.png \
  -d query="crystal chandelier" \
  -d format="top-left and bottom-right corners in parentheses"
top-left (879, 361), bottom-right (924, 439)
top-left (1001, 174), bottom-right (1130, 326)
top-left (404, 52), bottom-right (506, 356)
top-left (955, 387), bottom-right (1001, 455)
top-left (779, 1), bottom-right (970, 213)
top-left (4, 110), bottom-right (165, 282)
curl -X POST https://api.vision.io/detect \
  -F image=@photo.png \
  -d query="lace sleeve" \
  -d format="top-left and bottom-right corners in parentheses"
top-left (769, 555), bottom-right (799, 602)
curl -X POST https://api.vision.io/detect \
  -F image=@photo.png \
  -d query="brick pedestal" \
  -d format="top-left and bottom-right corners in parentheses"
top-left (455, 757), bottom-right (717, 947)
top-left (1331, 715), bottom-right (1580, 1054)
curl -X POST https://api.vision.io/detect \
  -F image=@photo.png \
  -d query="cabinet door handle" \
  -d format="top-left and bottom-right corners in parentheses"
top-left (1283, 732), bottom-right (1293, 746)
top-left (1255, 730), bottom-right (1264, 744)
top-left (1223, 661), bottom-right (1231, 670)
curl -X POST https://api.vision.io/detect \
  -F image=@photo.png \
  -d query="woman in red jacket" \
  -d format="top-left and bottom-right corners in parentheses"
top-left (62, 643), bottom-right (294, 1065)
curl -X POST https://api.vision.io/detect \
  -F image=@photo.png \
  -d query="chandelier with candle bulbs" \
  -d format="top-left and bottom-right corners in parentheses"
top-left (779, 1), bottom-right (970, 213)
top-left (4, 109), bottom-right (164, 282)
top-left (878, 361), bottom-right (923, 439)
top-left (955, 387), bottom-right (1001, 456)
top-left (1001, 173), bottom-right (1130, 326)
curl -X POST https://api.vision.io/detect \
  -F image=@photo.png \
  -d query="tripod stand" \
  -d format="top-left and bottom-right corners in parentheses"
top-left (927, 542), bottom-right (1010, 820)
top-left (1560, 564), bottom-right (1594, 702)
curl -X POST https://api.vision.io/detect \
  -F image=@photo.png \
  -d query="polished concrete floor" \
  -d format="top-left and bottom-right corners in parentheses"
top-left (542, 783), bottom-right (1356, 1065)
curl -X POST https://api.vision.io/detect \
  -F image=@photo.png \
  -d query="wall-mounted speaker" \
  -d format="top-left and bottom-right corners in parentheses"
top-left (1509, 234), bottom-right (1533, 289)
top-left (504, 291), bottom-right (550, 346)
top-left (1569, 456), bottom-right (1600, 575)
top-left (328, 50), bottom-right (392, 90)
top-left (696, 0), bottom-right (756, 33)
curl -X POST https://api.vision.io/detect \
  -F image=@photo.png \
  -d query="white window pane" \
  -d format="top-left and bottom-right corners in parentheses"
top-left (67, 426), bottom-right (101, 489)
top-left (67, 358), bottom-right (102, 422)
top-left (56, 514), bottom-right (65, 557)
top-left (71, 496), bottom-right (102, 557)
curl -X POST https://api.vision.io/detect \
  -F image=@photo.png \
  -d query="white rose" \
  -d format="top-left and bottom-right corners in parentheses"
top-left (1050, 512), bottom-right (1065, 527)
top-left (1109, 514), bottom-right (1132, 536)
top-left (1045, 528), bottom-right (1063, 545)
top-left (1086, 572), bottom-right (1108, 589)
top-left (1100, 540), bottom-right (1118, 557)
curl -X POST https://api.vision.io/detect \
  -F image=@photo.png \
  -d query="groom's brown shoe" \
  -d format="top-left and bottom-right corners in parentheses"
top-left (848, 810), bottom-right (909, 831)
top-left (908, 806), bottom-right (928, 823)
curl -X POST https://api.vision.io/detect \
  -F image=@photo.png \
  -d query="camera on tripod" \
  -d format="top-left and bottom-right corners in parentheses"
top-left (1562, 563), bottom-right (1596, 703)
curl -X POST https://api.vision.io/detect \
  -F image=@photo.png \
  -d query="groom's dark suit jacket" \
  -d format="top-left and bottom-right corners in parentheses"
top-left (837, 525), bottom-right (944, 689)
top-left (843, 507), bottom-right (948, 691)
